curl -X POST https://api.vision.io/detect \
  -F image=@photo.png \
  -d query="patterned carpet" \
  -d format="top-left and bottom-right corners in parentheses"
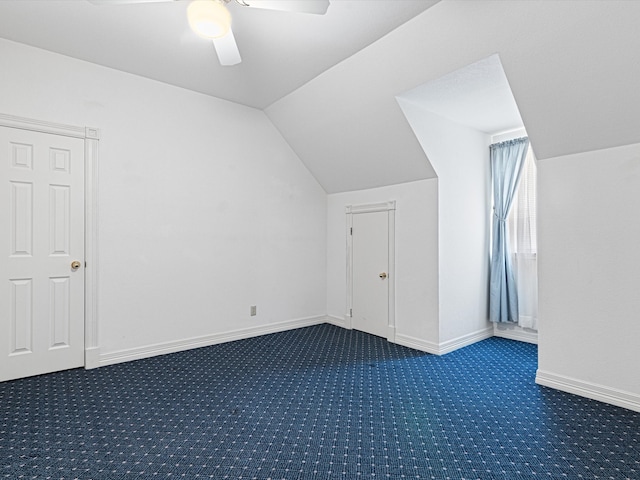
top-left (1, 324), bottom-right (638, 479)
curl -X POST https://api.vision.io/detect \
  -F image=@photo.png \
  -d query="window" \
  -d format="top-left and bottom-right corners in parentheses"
top-left (508, 145), bottom-right (538, 330)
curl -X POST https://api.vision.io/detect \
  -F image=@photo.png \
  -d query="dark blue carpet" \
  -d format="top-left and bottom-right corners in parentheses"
top-left (1, 324), bottom-right (638, 479)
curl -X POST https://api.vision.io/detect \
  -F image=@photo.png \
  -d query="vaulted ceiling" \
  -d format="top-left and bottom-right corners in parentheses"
top-left (398, 54), bottom-right (523, 137)
top-left (2, 1), bottom-right (640, 194)
top-left (266, 0), bottom-right (640, 192)
top-left (0, 0), bottom-right (438, 109)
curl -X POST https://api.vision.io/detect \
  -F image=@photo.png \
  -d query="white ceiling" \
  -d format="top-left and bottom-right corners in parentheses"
top-left (265, 0), bottom-right (640, 193)
top-left (398, 54), bottom-right (524, 136)
top-left (4, 1), bottom-right (640, 195)
top-left (0, 0), bottom-right (438, 109)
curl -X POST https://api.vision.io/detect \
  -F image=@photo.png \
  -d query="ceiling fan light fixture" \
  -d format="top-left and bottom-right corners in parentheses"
top-left (187, 0), bottom-right (232, 39)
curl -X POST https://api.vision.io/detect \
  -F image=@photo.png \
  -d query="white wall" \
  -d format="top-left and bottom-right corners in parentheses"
top-left (325, 100), bottom-right (492, 355)
top-left (266, 0), bottom-right (640, 407)
top-left (326, 180), bottom-right (439, 347)
top-left (397, 101), bottom-right (492, 346)
top-left (537, 143), bottom-right (640, 411)
top-left (0, 39), bottom-right (327, 363)
top-left (266, 1), bottom-right (640, 194)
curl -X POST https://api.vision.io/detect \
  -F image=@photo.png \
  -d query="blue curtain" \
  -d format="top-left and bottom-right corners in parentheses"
top-left (489, 137), bottom-right (529, 323)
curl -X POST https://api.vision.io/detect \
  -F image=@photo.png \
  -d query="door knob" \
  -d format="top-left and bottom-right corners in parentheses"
top-left (71, 261), bottom-right (81, 270)
top-left (379, 272), bottom-right (387, 279)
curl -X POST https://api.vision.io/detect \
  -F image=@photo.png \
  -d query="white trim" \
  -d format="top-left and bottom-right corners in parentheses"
top-left (437, 327), bottom-right (494, 354)
top-left (395, 326), bottom-right (493, 355)
top-left (326, 314), bottom-right (350, 329)
top-left (345, 201), bottom-right (396, 342)
top-left (85, 347), bottom-right (100, 370)
top-left (84, 132), bottom-right (100, 363)
top-left (394, 334), bottom-right (440, 355)
top-left (387, 205), bottom-right (396, 340)
top-left (0, 113), bottom-right (100, 370)
top-left (0, 113), bottom-right (87, 139)
top-left (98, 315), bottom-right (328, 367)
top-left (345, 201), bottom-right (396, 215)
top-left (493, 323), bottom-right (538, 344)
top-left (536, 370), bottom-right (640, 413)
top-left (345, 212), bottom-right (353, 328)
top-left (386, 325), bottom-right (396, 342)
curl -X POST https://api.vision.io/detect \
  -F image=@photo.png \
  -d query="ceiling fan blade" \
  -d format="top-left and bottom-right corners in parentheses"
top-left (87, 0), bottom-right (174, 5)
top-left (241, 0), bottom-right (330, 15)
top-left (212, 30), bottom-right (242, 66)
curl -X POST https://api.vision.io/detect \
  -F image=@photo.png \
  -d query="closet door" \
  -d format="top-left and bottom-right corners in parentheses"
top-left (351, 210), bottom-right (389, 338)
top-left (0, 126), bottom-right (85, 382)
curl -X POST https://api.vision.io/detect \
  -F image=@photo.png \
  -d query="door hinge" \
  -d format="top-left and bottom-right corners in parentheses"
top-left (350, 308), bottom-right (353, 317)
top-left (350, 227), bottom-right (353, 235)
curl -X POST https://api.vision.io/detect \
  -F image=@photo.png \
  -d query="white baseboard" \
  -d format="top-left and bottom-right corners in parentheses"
top-left (395, 326), bottom-right (493, 355)
top-left (98, 315), bottom-right (328, 368)
top-left (326, 314), bottom-right (350, 329)
top-left (394, 334), bottom-right (440, 354)
top-left (84, 347), bottom-right (101, 369)
top-left (387, 325), bottom-right (396, 343)
top-left (438, 326), bottom-right (494, 355)
top-left (493, 324), bottom-right (538, 344)
top-left (536, 369), bottom-right (640, 413)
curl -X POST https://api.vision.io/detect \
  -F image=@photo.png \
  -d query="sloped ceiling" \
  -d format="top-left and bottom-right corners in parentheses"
top-left (266, 0), bottom-right (640, 193)
top-left (398, 54), bottom-right (523, 136)
top-left (0, 0), bottom-right (438, 109)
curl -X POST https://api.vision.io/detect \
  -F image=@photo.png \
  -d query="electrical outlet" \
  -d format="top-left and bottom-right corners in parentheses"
top-left (250, 305), bottom-right (257, 316)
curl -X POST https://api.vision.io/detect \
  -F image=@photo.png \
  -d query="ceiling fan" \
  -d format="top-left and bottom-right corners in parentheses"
top-left (88, 0), bottom-right (330, 66)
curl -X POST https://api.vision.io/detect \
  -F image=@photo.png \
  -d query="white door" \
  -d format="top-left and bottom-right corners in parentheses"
top-left (351, 210), bottom-right (389, 338)
top-left (0, 126), bottom-right (85, 382)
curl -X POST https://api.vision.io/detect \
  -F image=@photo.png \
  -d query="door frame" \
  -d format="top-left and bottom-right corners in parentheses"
top-left (345, 201), bottom-right (396, 342)
top-left (0, 113), bottom-right (100, 369)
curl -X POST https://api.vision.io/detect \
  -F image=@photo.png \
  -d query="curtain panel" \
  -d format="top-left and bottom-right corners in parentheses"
top-left (508, 146), bottom-right (538, 330)
top-left (489, 137), bottom-right (529, 323)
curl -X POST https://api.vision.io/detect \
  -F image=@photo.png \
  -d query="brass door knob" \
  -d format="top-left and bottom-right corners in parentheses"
top-left (379, 272), bottom-right (387, 279)
top-left (71, 261), bottom-right (81, 270)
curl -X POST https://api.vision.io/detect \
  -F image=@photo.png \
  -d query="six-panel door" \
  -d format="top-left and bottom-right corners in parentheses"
top-left (0, 126), bottom-right (85, 382)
